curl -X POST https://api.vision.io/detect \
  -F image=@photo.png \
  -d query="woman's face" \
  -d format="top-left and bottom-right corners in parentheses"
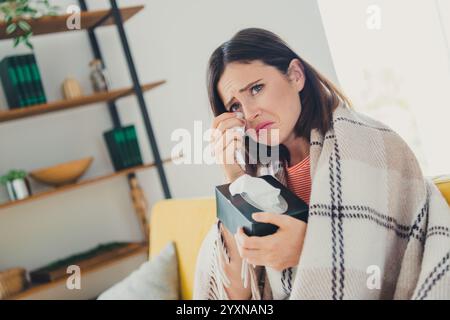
top-left (217, 59), bottom-right (305, 145)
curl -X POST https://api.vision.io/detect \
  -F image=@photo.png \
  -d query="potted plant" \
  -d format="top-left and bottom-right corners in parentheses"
top-left (0, 169), bottom-right (32, 201)
top-left (0, 0), bottom-right (59, 49)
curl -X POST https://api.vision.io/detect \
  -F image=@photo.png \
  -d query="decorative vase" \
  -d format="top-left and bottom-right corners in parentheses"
top-left (89, 59), bottom-right (110, 92)
top-left (62, 77), bottom-right (83, 99)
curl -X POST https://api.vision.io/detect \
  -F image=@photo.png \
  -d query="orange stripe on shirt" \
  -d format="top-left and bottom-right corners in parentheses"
top-left (285, 155), bottom-right (311, 205)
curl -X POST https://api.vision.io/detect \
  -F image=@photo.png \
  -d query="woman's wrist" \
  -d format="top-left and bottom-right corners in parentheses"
top-left (224, 166), bottom-right (245, 184)
top-left (219, 223), bottom-right (252, 299)
top-left (219, 222), bottom-right (242, 263)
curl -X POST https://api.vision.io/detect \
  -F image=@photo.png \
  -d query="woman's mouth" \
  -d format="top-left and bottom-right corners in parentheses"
top-left (255, 121), bottom-right (275, 134)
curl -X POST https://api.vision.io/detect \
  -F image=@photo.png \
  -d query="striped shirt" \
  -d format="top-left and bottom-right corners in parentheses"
top-left (266, 155), bottom-right (312, 300)
top-left (285, 155), bottom-right (311, 205)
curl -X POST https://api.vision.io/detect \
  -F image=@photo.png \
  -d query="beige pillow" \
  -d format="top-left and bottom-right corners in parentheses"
top-left (97, 242), bottom-right (179, 300)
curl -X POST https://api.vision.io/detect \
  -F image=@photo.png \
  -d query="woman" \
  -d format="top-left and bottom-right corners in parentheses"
top-left (194, 28), bottom-right (450, 300)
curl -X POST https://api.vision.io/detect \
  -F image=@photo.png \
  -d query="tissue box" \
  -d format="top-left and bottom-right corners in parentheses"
top-left (215, 175), bottom-right (309, 237)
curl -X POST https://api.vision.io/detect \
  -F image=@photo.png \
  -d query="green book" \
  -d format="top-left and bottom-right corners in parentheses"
top-left (19, 55), bottom-right (38, 106)
top-left (24, 54), bottom-right (39, 104)
top-left (28, 54), bottom-right (47, 104)
top-left (103, 130), bottom-right (122, 171)
top-left (10, 58), bottom-right (27, 107)
top-left (124, 126), bottom-right (136, 166)
top-left (121, 126), bottom-right (134, 166)
top-left (104, 127), bottom-right (143, 171)
top-left (114, 129), bottom-right (130, 169)
top-left (125, 126), bottom-right (143, 166)
top-left (124, 126), bottom-right (141, 167)
top-left (0, 57), bottom-right (21, 108)
top-left (13, 56), bottom-right (33, 107)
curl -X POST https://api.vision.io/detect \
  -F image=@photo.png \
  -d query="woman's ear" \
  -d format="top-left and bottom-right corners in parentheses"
top-left (287, 58), bottom-right (305, 92)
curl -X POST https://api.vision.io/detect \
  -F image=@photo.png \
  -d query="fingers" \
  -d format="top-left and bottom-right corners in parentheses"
top-left (242, 249), bottom-right (267, 266)
top-left (211, 114), bottom-right (245, 142)
top-left (214, 130), bottom-right (243, 154)
top-left (212, 120), bottom-right (245, 144)
top-left (252, 212), bottom-right (291, 229)
top-left (240, 251), bottom-right (266, 266)
top-left (216, 117), bottom-right (245, 135)
top-left (234, 228), bottom-right (268, 266)
top-left (224, 137), bottom-right (243, 165)
top-left (211, 112), bottom-right (237, 130)
top-left (234, 227), bottom-right (264, 250)
top-left (213, 131), bottom-right (244, 164)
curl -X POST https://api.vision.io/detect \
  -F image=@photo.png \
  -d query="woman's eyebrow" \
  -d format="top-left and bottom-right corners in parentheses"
top-left (225, 78), bottom-right (263, 109)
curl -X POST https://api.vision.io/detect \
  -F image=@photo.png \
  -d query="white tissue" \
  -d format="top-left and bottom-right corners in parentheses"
top-left (232, 112), bottom-right (246, 166)
top-left (229, 174), bottom-right (287, 213)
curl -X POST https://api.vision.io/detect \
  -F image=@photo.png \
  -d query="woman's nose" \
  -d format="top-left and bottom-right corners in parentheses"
top-left (242, 105), bottom-right (261, 121)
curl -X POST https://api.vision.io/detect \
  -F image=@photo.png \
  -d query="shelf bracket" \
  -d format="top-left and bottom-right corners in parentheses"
top-left (109, 0), bottom-right (172, 199)
top-left (79, 0), bottom-right (121, 128)
top-left (89, 10), bottom-right (113, 31)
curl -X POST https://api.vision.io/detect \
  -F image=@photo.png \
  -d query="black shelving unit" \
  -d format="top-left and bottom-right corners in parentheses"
top-left (79, 0), bottom-right (172, 199)
top-left (0, 1), bottom-right (173, 299)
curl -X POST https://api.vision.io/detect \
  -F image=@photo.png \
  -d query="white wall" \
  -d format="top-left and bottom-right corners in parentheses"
top-left (318, 0), bottom-right (450, 177)
top-left (0, 0), bottom-right (337, 281)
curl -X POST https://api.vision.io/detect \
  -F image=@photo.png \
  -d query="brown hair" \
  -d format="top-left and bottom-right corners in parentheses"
top-left (207, 28), bottom-right (351, 175)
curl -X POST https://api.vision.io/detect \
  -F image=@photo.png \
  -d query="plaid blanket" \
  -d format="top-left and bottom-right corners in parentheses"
top-left (194, 102), bottom-right (450, 300)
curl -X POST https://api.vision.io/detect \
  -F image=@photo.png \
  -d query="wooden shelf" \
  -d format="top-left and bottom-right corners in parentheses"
top-left (0, 80), bottom-right (166, 123)
top-left (0, 6), bottom-right (170, 300)
top-left (0, 6), bottom-right (144, 40)
top-left (0, 155), bottom-right (177, 211)
top-left (9, 242), bottom-right (148, 300)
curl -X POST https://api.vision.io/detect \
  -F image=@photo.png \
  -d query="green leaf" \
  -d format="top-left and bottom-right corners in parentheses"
top-left (0, 169), bottom-right (27, 184)
top-left (18, 19), bottom-right (30, 31)
top-left (6, 22), bottom-right (16, 34)
top-left (0, 6), bottom-right (12, 18)
top-left (4, 0), bottom-right (58, 49)
top-left (13, 35), bottom-right (21, 47)
top-left (21, 7), bottom-right (37, 15)
top-left (25, 39), bottom-right (33, 49)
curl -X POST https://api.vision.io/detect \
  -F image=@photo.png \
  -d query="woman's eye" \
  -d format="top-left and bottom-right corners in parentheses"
top-left (229, 103), bottom-right (240, 112)
top-left (251, 84), bottom-right (263, 95)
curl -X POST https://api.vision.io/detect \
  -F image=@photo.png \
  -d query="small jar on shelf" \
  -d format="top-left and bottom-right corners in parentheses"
top-left (89, 59), bottom-right (110, 92)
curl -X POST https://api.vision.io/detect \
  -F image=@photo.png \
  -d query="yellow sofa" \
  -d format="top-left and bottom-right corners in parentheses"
top-left (149, 178), bottom-right (450, 300)
top-left (149, 197), bottom-right (216, 300)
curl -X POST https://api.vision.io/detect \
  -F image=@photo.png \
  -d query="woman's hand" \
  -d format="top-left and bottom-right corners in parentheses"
top-left (234, 212), bottom-right (307, 271)
top-left (219, 222), bottom-right (252, 300)
top-left (210, 112), bottom-right (246, 183)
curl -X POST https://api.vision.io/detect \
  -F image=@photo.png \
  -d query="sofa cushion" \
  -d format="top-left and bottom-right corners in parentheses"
top-left (434, 176), bottom-right (450, 206)
top-left (97, 242), bottom-right (179, 300)
top-left (149, 197), bottom-right (216, 300)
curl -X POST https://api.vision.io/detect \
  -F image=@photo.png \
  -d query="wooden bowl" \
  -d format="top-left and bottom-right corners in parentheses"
top-left (30, 157), bottom-right (93, 187)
